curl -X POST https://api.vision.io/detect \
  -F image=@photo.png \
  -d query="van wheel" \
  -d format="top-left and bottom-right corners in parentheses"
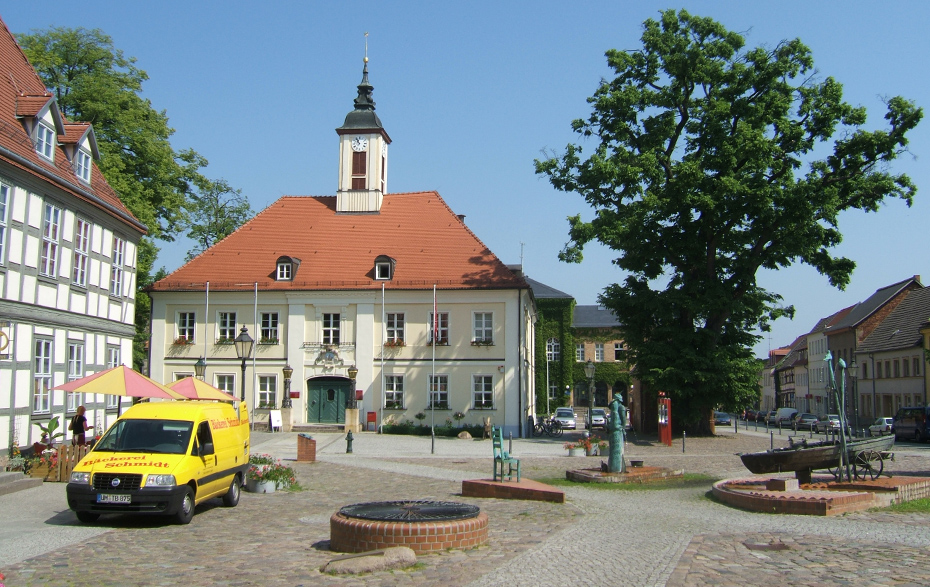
top-left (175, 486), bottom-right (195, 525)
top-left (222, 474), bottom-right (241, 507)
top-left (76, 511), bottom-right (99, 523)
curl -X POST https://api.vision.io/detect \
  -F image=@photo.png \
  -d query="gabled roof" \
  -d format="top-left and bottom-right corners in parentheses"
top-left (828, 276), bottom-right (922, 334)
top-left (525, 277), bottom-right (573, 300)
top-left (858, 287), bottom-right (930, 354)
top-left (572, 305), bottom-right (621, 328)
top-left (0, 16), bottom-right (142, 233)
top-left (150, 191), bottom-right (527, 292)
top-left (809, 305), bottom-right (855, 336)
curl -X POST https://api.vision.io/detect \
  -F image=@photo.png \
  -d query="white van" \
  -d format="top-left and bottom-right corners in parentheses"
top-left (773, 407), bottom-right (798, 425)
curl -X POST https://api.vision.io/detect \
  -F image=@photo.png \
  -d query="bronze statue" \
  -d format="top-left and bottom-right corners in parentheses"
top-left (608, 395), bottom-right (627, 473)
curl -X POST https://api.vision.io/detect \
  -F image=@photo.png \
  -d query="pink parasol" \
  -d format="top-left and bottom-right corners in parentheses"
top-left (168, 377), bottom-right (237, 402)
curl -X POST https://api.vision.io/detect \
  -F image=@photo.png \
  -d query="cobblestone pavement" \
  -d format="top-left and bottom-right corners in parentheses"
top-left (4, 428), bottom-right (930, 586)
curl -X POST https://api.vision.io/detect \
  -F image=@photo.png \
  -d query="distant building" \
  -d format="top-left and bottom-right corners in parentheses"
top-left (0, 17), bottom-right (145, 452)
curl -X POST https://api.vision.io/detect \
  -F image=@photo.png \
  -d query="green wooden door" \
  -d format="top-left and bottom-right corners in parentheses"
top-left (307, 379), bottom-right (348, 423)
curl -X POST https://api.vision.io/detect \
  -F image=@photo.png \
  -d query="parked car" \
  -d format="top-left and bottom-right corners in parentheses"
top-left (553, 407), bottom-right (577, 430)
top-left (755, 410), bottom-right (769, 423)
top-left (892, 406), bottom-right (930, 442)
top-left (714, 411), bottom-right (731, 426)
top-left (869, 417), bottom-right (894, 437)
top-left (743, 409), bottom-right (757, 421)
top-left (590, 408), bottom-right (607, 429)
top-left (793, 413), bottom-right (819, 430)
top-left (815, 414), bottom-right (841, 434)
top-left (765, 410), bottom-right (778, 424)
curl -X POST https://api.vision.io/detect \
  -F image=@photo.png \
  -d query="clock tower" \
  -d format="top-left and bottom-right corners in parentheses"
top-left (336, 56), bottom-right (391, 213)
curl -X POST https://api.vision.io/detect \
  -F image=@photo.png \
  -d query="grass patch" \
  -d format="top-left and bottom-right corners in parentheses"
top-left (883, 498), bottom-right (930, 513)
top-left (535, 472), bottom-right (718, 490)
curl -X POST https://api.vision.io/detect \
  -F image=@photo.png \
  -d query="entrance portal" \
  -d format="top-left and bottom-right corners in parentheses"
top-left (307, 378), bottom-right (350, 424)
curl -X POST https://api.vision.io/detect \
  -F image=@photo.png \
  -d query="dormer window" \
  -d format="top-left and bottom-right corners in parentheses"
top-left (75, 149), bottom-right (91, 183)
top-left (275, 255), bottom-right (299, 281)
top-left (35, 122), bottom-right (55, 160)
top-left (374, 255), bottom-right (395, 280)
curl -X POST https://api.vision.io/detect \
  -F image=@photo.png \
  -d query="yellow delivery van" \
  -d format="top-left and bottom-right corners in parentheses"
top-left (66, 400), bottom-right (250, 524)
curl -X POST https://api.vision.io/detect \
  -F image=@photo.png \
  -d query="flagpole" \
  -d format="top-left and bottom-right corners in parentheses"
top-left (204, 281), bottom-right (209, 362)
top-left (380, 282), bottom-right (385, 434)
top-left (431, 284), bottom-right (436, 455)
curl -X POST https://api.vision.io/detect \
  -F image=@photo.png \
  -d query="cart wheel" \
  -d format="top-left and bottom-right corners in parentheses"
top-left (826, 465), bottom-right (841, 481)
top-left (854, 450), bottom-right (883, 481)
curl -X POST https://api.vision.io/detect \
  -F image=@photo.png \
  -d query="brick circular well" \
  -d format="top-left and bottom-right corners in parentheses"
top-left (329, 501), bottom-right (489, 554)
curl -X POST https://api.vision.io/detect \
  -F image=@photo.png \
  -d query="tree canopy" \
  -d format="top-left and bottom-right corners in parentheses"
top-left (535, 9), bottom-right (922, 432)
top-left (184, 177), bottom-right (253, 261)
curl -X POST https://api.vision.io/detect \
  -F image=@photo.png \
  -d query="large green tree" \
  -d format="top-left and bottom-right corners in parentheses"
top-left (184, 177), bottom-right (253, 262)
top-left (536, 10), bottom-right (922, 433)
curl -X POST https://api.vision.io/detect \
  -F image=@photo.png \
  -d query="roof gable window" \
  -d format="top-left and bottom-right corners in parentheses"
top-left (35, 122), bottom-right (55, 160)
top-left (374, 255), bottom-right (395, 280)
top-left (75, 149), bottom-right (92, 183)
top-left (275, 256), bottom-right (299, 281)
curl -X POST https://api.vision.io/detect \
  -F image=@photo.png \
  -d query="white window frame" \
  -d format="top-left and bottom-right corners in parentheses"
top-left (614, 342), bottom-right (623, 361)
top-left (72, 218), bottom-right (90, 287)
top-left (473, 375), bottom-right (494, 409)
top-left (40, 203), bottom-right (61, 277)
top-left (322, 313), bottom-right (340, 345)
top-left (546, 338), bottom-right (560, 361)
top-left (67, 342), bottom-right (84, 412)
top-left (0, 182), bottom-right (8, 264)
top-left (473, 312), bottom-right (493, 344)
top-left (385, 375), bottom-right (404, 409)
top-left (176, 312), bottom-right (196, 343)
top-left (386, 312), bottom-right (405, 344)
top-left (576, 343), bottom-right (585, 362)
top-left (548, 382), bottom-right (559, 400)
top-left (110, 236), bottom-right (125, 296)
top-left (33, 339), bottom-right (52, 413)
top-left (106, 347), bottom-right (120, 408)
top-left (595, 343), bottom-right (604, 362)
top-left (276, 262), bottom-right (291, 280)
top-left (428, 374), bottom-right (448, 410)
top-left (375, 262), bottom-right (392, 280)
top-left (35, 122), bottom-right (54, 160)
top-left (75, 148), bottom-right (92, 183)
top-left (218, 312), bottom-right (237, 342)
top-left (260, 312), bottom-right (279, 342)
top-left (216, 374), bottom-right (236, 395)
top-left (428, 311), bottom-right (449, 345)
top-left (258, 375), bottom-right (277, 408)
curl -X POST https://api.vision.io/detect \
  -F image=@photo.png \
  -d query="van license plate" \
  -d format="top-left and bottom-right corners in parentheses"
top-left (97, 494), bottom-right (131, 504)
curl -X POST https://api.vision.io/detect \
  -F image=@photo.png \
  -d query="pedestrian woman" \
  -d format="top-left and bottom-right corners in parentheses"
top-left (70, 405), bottom-right (91, 445)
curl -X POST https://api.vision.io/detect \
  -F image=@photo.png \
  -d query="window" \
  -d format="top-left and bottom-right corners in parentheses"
top-left (473, 312), bottom-right (493, 344)
top-left (915, 357), bottom-right (921, 377)
top-left (375, 262), bottom-right (392, 280)
top-left (33, 339), bottom-right (52, 413)
top-left (75, 149), bottom-right (92, 183)
top-left (548, 383), bottom-right (559, 400)
top-left (428, 375), bottom-right (448, 409)
top-left (894, 360), bottom-right (901, 378)
top-left (216, 374), bottom-right (235, 395)
top-left (106, 347), bottom-right (120, 408)
top-left (35, 122), bottom-right (54, 160)
top-left (429, 312), bottom-right (449, 345)
top-left (595, 343), bottom-right (604, 362)
top-left (218, 312), bottom-right (237, 341)
top-left (258, 375), bottom-right (276, 408)
top-left (386, 313), bottom-right (405, 344)
top-left (276, 262), bottom-right (291, 280)
top-left (904, 359), bottom-right (911, 378)
top-left (177, 312), bottom-right (195, 343)
top-left (576, 343), bottom-right (585, 362)
top-left (885, 361), bottom-right (891, 379)
top-left (614, 343), bottom-right (623, 361)
top-left (72, 218), bottom-right (90, 286)
top-left (862, 362), bottom-right (868, 380)
top-left (473, 375), bottom-right (493, 409)
top-left (67, 343), bottom-right (84, 412)
top-left (323, 313), bottom-right (340, 344)
top-left (546, 338), bottom-right (560, 361)
top-left (385, 375), bottom-right (404, 409)
top-left (260, 312), bottom-right (279, 342)
top-left (40, 203), bottom-right (61, 277)
top-left (110, 236), bottom-right (125, 296)
top-left (351, 151), bottom-right (366, 189)
top-left (0, 182), bottom-right (8, 264)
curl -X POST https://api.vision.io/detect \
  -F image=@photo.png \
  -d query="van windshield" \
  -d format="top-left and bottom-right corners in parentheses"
top-left (94, 419), bottom-right (193, 454)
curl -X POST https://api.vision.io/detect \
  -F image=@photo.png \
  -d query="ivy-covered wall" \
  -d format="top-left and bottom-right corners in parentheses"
top-left (534, 297), bottom-right (574, 414)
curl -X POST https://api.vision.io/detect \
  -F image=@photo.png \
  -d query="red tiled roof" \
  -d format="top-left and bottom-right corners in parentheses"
top-left (0, 16), bottom-right (143, 234)
top-left (59, 122), bottom-right (91, 144)
top-left (151, 192), bottom-right (527, 292)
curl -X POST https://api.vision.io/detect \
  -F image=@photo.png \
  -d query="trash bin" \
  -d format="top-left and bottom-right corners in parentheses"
top-left (297, 433), bottom-right (316, 462)
top-left (366, 411), bottom-right (377, 432)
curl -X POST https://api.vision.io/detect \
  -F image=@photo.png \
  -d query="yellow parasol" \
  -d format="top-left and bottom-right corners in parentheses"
top-left (168, 377), bottom-right (237, 402)
top-left (53, 365), bottom-right (185, 400)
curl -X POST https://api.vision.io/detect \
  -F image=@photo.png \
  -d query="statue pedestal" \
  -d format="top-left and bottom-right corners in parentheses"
top-left (280, 407), bottom-right (292, 433)
top-left (344, 408), bottom-right (361, 433)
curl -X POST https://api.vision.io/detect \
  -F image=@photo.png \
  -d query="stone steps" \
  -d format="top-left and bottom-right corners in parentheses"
top-left (0, 471), bottom-right (43, 496)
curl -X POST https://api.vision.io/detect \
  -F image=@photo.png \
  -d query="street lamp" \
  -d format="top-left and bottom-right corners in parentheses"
top-left (848, 360), bottom-right (859, 435)
top-left (584, 359), bottom-right (595, 430)
top-left (347, 365), bottom-right (359, 409)
top-left (233, 326), bottom-right (254, 402)
top-left (281, 363), bottom-right (293, 408)
top-left (194, 357), bottom-right (206, 381)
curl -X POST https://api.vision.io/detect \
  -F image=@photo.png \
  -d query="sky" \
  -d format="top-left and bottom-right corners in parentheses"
top-left (4, 1), bottom-right (929, 359)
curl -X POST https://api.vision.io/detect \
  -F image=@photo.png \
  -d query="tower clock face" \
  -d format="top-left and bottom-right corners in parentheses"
top-left (351, 136), bottom-right (368, 152)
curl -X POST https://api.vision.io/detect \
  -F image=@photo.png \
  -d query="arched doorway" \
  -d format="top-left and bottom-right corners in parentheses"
top-left (306, 376), bottom-right (351, 424)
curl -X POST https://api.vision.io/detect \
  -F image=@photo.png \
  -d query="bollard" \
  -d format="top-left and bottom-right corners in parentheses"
top-left (346, 431), bottom-right (354, 454)
top-left (770, 431), bottom-right (774, 451)
top-left (779, 421), bottom-right (782, 435)
top-left (508, 431), bottom-right (513, 456)
top-left (734, 417), bottom-right (738, 435)
top-left (682, 431), bottom-right (686, 453)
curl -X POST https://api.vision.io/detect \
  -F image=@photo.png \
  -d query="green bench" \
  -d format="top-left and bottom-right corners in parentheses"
top-left (492, 426), bottom-right (520, 482)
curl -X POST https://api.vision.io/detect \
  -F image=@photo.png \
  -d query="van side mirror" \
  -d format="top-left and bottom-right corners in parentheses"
top-left (200, 442), bottom-right (215, 457)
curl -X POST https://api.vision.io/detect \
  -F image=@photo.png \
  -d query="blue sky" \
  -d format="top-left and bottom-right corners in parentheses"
top-left (4, 1), bottom-right (929, 358)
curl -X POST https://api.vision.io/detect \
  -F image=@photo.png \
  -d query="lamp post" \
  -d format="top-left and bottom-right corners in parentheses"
top-left (584, 359), bottom-right (595, 430)
top-left (194, 357), bottom-right (206, 381)
top-left (347, 365), bottom-right (359, 408)
top-left (849, 360), bottom-right (858, 435)
top-left (233, 326), bottom-right (254, 402)
top-left (281, 363), bottom-right (293, 409)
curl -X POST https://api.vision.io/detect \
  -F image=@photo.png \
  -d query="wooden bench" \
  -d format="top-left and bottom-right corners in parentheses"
top-left (492, 426), bottom-right (520, 482)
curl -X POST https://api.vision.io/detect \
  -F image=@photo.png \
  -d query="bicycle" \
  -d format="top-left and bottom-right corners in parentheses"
top-left (532, 416), bottom-right (564, 438)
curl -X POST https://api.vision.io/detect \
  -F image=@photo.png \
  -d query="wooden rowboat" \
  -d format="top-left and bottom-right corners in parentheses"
top-left (739, 434), bottom-right (894, 482)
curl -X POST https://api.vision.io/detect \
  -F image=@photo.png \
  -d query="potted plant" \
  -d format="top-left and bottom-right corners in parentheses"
top-left (215, 337), bottom-right (234, 345)
top-left (172, 336), bottom-right (193, 346)
top-left (471, 338), bottom-right (494, 346)
top-left (246, 454), bottom-right (296, 493)
top-left (258, 336), bottom-right (279, 345)
top-left (37, 417), bottom-right (64, 448)
top-left (383, 338), bottom-right (405, 348)
top-left (563, 440), bottom-right (585, 457)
